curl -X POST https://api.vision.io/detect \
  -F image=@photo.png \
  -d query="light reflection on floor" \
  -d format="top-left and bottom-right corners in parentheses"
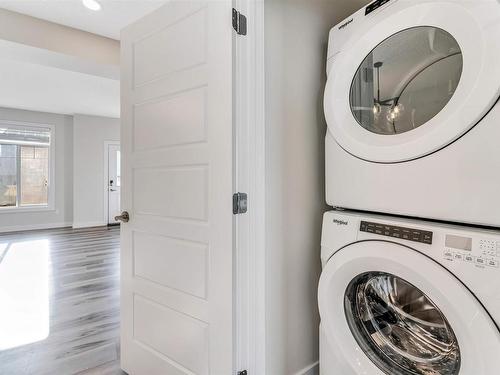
top-left (0, 227), bottom-right (121, 374)
top-left (0, 239), bottom-right (50, 350)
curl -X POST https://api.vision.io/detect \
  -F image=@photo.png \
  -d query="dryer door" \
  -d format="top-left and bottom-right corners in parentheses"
top-left (324, 0), bottom-right (500, 163)
top-left (318, 241), bottom-right (500, 375)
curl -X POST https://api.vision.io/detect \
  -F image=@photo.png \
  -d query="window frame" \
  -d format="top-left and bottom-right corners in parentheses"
top-left (0, 120), bottom-right (55, 213)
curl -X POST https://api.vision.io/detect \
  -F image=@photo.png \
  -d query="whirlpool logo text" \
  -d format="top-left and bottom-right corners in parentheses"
top-left (333, 219), bottom-right (348, 226)
top-left (338, 18), bottom-right (353, 30)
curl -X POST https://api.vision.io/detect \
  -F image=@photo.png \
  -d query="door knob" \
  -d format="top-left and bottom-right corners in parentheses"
top-left (115, 211), bottom-right (129, 223)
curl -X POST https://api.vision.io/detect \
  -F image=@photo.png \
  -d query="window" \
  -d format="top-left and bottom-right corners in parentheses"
top-left (0, 124), bottom-right (52, 209)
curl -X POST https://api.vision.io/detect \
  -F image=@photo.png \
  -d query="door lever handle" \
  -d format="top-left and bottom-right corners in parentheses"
top-left (115, 211), bottom-right (129, 223)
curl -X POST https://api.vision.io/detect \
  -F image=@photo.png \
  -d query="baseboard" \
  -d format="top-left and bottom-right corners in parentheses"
top-left (72, 221), bottom-right (107, 229)
top-left (294, 361), bottom-right (319, 375)
top-left (0, 221), bottom-right (72, 233)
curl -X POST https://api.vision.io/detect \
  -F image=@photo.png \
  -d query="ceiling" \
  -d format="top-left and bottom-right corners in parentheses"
top-left (0, 0), bottom-right (167, 40)
top-left (0, 0), bottom-right (136, 117)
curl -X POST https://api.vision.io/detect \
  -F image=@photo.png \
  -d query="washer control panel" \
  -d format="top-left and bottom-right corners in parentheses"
top-left (360, 221), bottom-right (433, 244)
top-left (365, 0), bottom-right (391, 15)
top-left (443, 236), bottom-right (500, 268)
top-left (356, 218), bottom-right (500, 270)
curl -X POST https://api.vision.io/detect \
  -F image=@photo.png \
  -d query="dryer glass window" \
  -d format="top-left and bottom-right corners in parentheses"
top-left (350, 27), bottom-right (463, 135)
top-left (344, 272), bottom-right (461, 375)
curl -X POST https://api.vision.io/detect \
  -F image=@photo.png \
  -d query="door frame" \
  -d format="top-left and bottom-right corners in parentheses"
top-left (233, 0), bottom-right (266, 373)
top-left (103, 140), bottom-right (120, 225)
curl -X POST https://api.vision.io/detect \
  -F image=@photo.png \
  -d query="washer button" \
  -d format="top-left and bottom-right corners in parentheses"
top-left (487, 259), bottom-right (499, 268)
top-left (464, 255), bottom-right (475, 263)
top-left (475, 257), bottom-right (486, 265)
top-left (422, 234), bottom-right (432, 244)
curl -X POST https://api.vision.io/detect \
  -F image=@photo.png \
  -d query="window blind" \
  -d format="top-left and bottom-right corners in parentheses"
top-left (0, 125), bottom-right (51, 146)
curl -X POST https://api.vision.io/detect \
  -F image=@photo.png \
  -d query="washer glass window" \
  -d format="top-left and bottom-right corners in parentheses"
top-left (350, 27), bottom-right (463, 135)
top-left (344, 272), bottom-right (461, 375)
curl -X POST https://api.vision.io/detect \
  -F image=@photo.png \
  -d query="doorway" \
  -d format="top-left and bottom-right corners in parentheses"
top-left (105, 142), bottom-right (121, 225)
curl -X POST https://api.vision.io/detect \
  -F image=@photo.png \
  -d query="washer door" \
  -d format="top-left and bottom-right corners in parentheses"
top-left (324, 0), bottom-right (500, 163)
top-left (318, 241), bottom-right (500, 375)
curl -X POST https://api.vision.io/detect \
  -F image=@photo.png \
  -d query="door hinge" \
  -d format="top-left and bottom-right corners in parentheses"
top-left (233, 192), bottom-right (248, 214)
top-left (232, 8), bottom-right (247, 35)
top-left (237, 371), bottom-right (248, 375)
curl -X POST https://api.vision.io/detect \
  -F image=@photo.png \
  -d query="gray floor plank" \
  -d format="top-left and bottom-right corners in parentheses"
top-left (0, 226), bottom-right (123, 375)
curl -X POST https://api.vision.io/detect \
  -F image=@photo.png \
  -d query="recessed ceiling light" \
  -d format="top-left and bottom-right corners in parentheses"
top-left (82, 0), bottom-right (101, 11)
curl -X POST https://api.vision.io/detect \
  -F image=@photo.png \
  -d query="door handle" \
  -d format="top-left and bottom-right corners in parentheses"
top-left (115, 211), bottom-right (129, 223)
top-left (110, 189), bottom-right (117, 192)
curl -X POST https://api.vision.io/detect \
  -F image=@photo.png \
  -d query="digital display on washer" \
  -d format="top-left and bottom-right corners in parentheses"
top-left (360, 221), bottom-right (433, 244)
top-left (365, 0), bottom-right (391, 15)
top-left (445, 235), bottom-right (472, 251)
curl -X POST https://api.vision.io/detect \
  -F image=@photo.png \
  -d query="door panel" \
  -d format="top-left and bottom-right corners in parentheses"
top-left (133, 87), bottom-right (207, 151)
top-left (133, 232), bottom-right (208, 299)
top-left (132, 7), bottom-right (206, 86)
top-left (133, 166), bottom-right (208, 220)
top-left (120, 1), bottom-right (233, 374)
top-left (133, 295), bottom-right (209, 375)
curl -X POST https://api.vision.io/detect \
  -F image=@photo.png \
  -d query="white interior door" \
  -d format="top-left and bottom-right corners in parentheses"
top-left (120, 1), bottom-right (234, 374)
top-left (107, 144), bottom-right (121, 224)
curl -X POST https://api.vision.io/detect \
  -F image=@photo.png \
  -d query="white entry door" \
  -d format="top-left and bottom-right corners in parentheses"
top-left (120, 1), bottom-right (234, 374)
top-left (107, 144), bottom-right (121, 224)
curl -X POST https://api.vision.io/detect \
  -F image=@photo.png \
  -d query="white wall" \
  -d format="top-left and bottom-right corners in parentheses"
top-left (73, 114), bottom-right (120, 228)
top-left (264, 1), bottom-right (370, 374)
top-left (0, 9), bottom-right (120, 118)
top-left (0, 8), bottom-right (119, 66)
top-left (0, 107), bottom-right (73, 232)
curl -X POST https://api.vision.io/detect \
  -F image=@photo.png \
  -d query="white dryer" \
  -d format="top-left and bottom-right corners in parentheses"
top-left (319, 210), bottom-right (500, 375)
top-left (324, 0), bottom-right (500, 226)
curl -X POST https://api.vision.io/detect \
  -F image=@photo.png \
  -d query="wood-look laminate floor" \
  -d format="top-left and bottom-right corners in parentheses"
top-left (0, 226), bottom-right (125, 375)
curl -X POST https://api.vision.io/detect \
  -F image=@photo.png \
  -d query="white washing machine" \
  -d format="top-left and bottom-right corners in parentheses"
top-left (324, 0), bottom-right (500, 227)
top-left (318, 210), bottom-right (500, 375)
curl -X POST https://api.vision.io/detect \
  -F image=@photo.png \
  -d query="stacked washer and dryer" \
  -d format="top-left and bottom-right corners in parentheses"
top-left (319, 1), bottom-right (500, 374)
